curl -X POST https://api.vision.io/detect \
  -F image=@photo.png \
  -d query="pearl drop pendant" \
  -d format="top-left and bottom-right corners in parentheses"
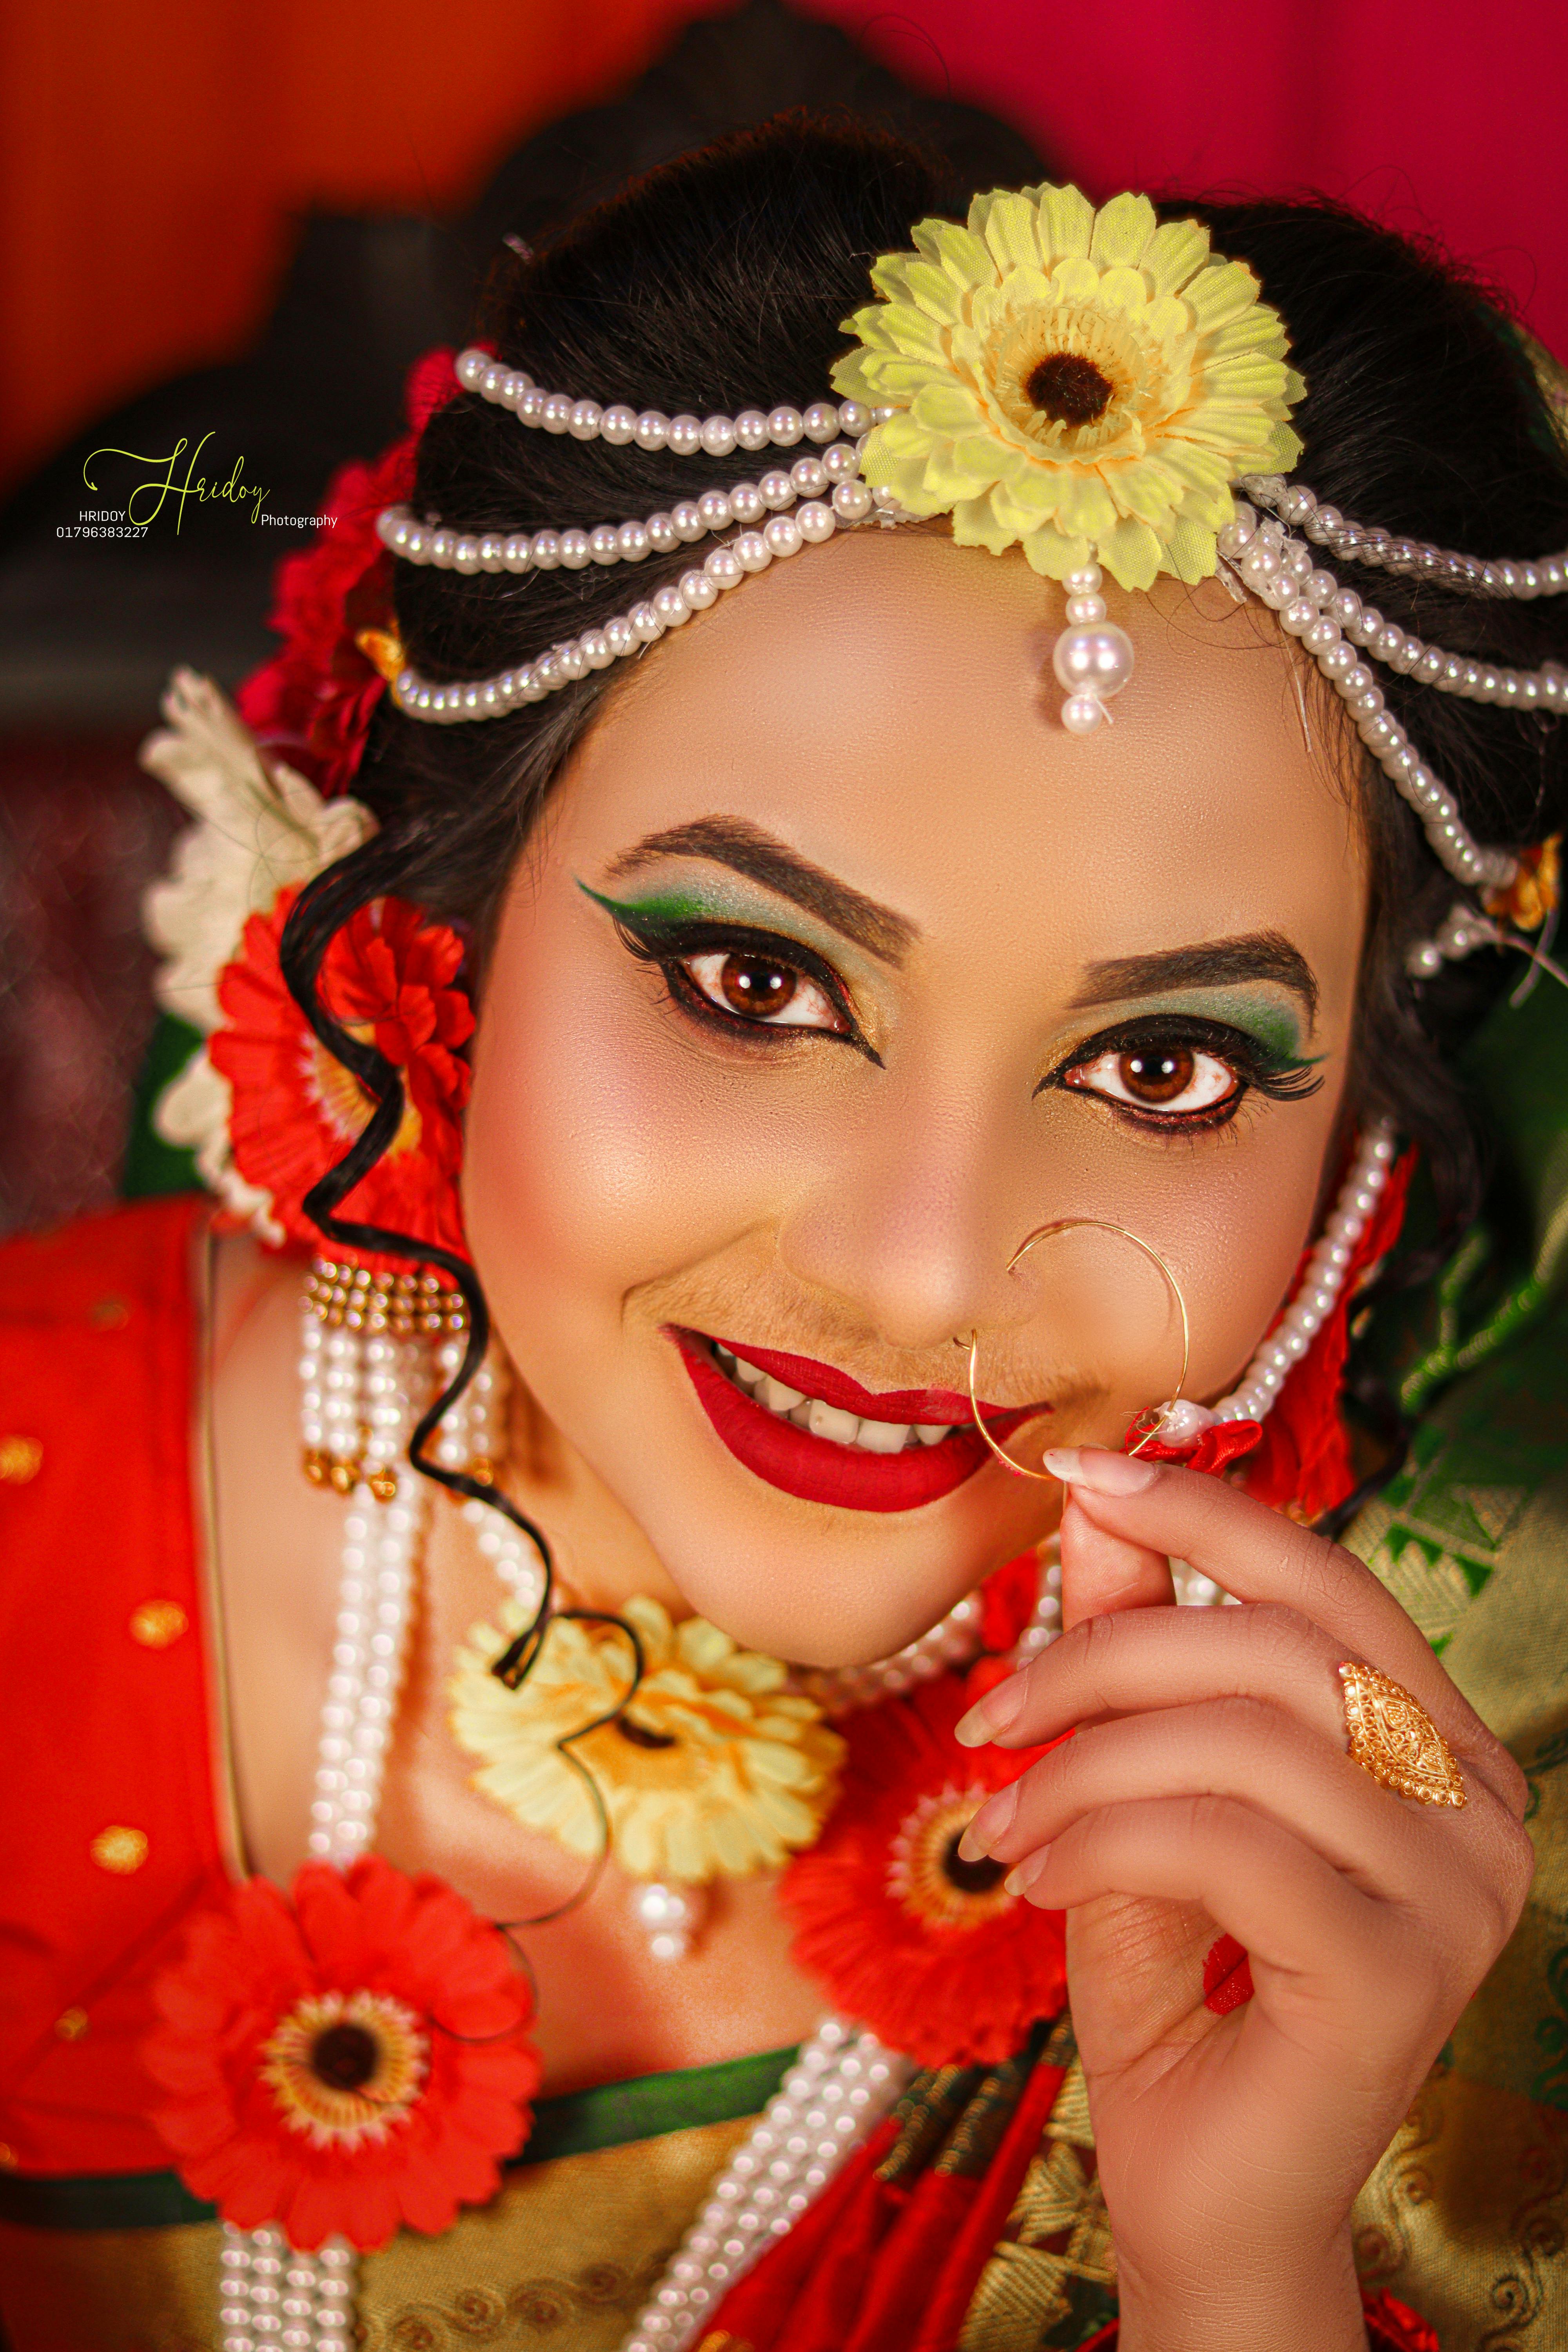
top-left (1051, 566), bottom-right (1134, 731)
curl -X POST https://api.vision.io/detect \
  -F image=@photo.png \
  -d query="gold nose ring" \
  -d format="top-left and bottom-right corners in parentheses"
top-left (964, 1217), bottom-right (1192, 1482)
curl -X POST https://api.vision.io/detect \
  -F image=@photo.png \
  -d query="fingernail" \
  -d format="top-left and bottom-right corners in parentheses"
top-left (1005, 1849), bottom-right (1050, 1899)
top-left (1041, 1445), bottom-right (1157, 1495)
top-left (956, 1782), bottom-right (1017, 1862)
top-left (954, 1672), bottom-right (1027, 1748)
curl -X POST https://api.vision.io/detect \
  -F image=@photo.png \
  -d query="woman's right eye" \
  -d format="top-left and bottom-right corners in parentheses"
top-left (678, 950), bottom-right (849, 1033)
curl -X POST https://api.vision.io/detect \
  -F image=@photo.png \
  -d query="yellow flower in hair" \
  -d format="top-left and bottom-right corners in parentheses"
top-left (448, 1597), bottom-right (844, 1884)
top-left (833, 182), bottom-right (1305, 591)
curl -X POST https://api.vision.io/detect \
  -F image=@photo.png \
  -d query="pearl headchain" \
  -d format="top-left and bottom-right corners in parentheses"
top-left (379, 350), bottom-right (1563, 982)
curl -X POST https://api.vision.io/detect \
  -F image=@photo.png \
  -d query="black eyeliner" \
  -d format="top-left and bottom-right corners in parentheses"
top-left (581, 884), bottom-right (880, 1062)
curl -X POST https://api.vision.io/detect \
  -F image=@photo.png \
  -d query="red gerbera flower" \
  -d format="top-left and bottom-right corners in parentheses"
top-left (142, 1856), bottom-right (540, 2252)
top-left (779, 1671), bottom-right (1066, 2069)
top-left (236, 347), bottom-right (465, 797)
top-left (208, 884), bottom-right (474, 1268)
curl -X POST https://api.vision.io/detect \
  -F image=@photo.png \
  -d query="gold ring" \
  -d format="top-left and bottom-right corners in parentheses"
top-left (965, 1217), bottom-right (1191, 1483)
top-left (1338, 1662), bottom-right (1466, 1807)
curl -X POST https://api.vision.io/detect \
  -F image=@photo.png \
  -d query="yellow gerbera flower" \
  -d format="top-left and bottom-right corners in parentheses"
top-left (832, 182), bottom-right (1305, 591)
top-left (448, 1597), bottom-right (844, 1884)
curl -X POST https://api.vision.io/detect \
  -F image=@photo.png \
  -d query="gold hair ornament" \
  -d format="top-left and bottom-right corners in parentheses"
top-left (964, 1216), bottom-right (1191, 1482)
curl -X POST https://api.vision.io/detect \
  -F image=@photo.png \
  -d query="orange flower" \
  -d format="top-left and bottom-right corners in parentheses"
top-left (1485, 834), bottom-right (1561, 931)
top-left (142, 1857), bottom-right (540, 2251)
top-left (779, 1673), bottom-right (1066, 2067)
top-left (207, 886), bottom-right (474, 1269)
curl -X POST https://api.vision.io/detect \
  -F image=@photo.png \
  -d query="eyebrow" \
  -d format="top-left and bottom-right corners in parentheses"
top-left (604, 817), bottom-right (918, 964)
top-left (1069, 931), bottom-right (1320, 1026)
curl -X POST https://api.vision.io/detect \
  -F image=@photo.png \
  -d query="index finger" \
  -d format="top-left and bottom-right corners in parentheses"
top-left (1040, 1446), bottom-right (1503, 1765)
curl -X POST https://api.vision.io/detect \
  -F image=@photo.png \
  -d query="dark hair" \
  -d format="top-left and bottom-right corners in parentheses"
top-left (280, 113), bottom-right (1568, 1498)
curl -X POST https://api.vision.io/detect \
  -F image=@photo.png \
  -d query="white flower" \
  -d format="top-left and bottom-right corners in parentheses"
top-left (153, 1047), bottom-right (285, 1244)
top-left (140, 668), bottom-right (375, 1034)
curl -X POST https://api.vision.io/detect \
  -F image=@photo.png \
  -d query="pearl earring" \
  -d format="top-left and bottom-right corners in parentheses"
top-left (1051, 565), bottom-right (1135, 733)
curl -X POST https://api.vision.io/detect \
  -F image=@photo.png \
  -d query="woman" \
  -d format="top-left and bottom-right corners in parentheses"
top-left (2, 116), bottom-right (1564, 2352)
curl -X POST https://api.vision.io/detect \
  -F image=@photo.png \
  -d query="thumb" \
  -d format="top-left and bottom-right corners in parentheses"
top-left (1058, 1488), bottom-right (1174, 1631)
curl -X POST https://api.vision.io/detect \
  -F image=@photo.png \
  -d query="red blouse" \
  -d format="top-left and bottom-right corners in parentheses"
top-left (0, 1194), bottom-right (234, 2178)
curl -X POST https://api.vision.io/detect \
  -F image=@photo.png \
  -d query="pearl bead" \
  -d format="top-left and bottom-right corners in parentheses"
top-left (569, 399), bottom-right (602, 440)
top-left (704, 548), bottom-right (744, 590)
top-left (803, 401), bottom-right (840, 443)
top-left (617, 521), bottom-right (650, 562)
top-left (700, 415), bottom-right (737, 457)
top-left (634, 412), bottom-right (670, 450)
top-left (629, 604), bottom-right (663, 642)
top-left (503, 534), bottom-right (532, 571)
top-left (558, 529), bottom-right (591, 569)
top-left (822, 442), bottom-right (859, 480)
top-left (517, 388), bottom-right (546, 426)
top-left (600, 404), bottom-right (638, 445)
top-left (797, 500), bottom-right (835, 544)
top-left (733, 410), bottom-right (770, 451)
top-left (530, 530), bottom-right (560, 569)
top-left (697, 490), bottom-right (731, 532)
top-left (653, 586), bottom-right (690, 627)
top-left (758, 471), bottom-right (795, 511)
top-left (733, 532), bottom-right (772, 573)
top-left (767, 405), bottom-right (804, 446)
top-left (645, 514), bottom-right (679, 553)
top-left (670, 501), bottom-right (706, 542)
top-left (1064, 593), bottom-right (1105, 624)
top-left (541, 393), bottom-right (573, 434)
top-left (1053, 622), bottom-right (1134, 700)
top-left (680, 567), bottom-right (718, 608)
top-left (666, 414), bottom-right (702, 457)
top-left (764, 514), bottom-right (803, 558)
top-left (831, 479), bottom-right (872, 522)
top-left (837, 399), bottom-right (871, 436)
top-left (790, 456), bottom-right (828, 497)
top-left (1060, 693), bottom-right (1105, 734)
top-left (588, 524), bottom-right (620, 564)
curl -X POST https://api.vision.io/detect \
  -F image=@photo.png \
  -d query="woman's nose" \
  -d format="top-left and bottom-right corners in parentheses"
top-left (775, 1074), bottom-right (1042, 1356)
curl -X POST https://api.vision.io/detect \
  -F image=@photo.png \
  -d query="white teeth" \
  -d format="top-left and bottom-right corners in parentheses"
top-left (712, 1344), bottom-right (953, 1452)
top-left (807, 1399), bottom-right (861, 1445)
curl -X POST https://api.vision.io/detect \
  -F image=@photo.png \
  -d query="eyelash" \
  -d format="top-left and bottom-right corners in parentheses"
top-left (607, 912), bottom-right (876, 1058)
top-left (605, 910), bottom-right (1321, 1132)
top-left (1044, 1015), bottom-right (1323, 1134)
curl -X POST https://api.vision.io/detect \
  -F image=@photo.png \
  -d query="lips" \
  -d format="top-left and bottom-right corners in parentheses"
top-left (669, 1329), bottom-right (1049, 1514)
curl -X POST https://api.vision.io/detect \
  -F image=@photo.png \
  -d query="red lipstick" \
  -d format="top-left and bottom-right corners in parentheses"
top-left (669, 1329), bottom-right (1050, 1514)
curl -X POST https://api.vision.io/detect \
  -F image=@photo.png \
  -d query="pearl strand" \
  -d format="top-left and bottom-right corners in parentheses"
top-left (390, 478), bottom-right (896, 726)
top-left (1050, 563), bottom-right (1135, 733)
top-left (304, 1333), bottom-right (427, 1868)
top-left (377, 444), bottom-right (865, 576)
top-left (617, 2019), bottom-right (910, 2352)
top-left (454, 1346), bottom-right (548, 1616)
top-left (1216, 505), bottom-right (1523, 897)
top-left (1243, 474), bottom-right (1568, 600)
top-left (455, 344), bottom-right (872, 460)
top-left (217, 2226), bottom-right (356, 2352)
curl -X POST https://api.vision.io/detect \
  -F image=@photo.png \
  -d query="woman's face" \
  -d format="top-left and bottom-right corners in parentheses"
top-left (463, 530), bottom-right (1367, 1664)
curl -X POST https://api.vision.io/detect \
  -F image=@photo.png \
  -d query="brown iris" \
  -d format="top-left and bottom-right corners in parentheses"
top-left (1026, 352), bottom-right (1114, 427)
top-left (719, 955), bottom-right (797, 1017)
top-left (1119, 1047), bottom-right (1196, 1105)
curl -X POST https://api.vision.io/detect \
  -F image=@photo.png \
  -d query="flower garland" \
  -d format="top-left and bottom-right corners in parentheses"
top-left (207, 884), bottom-right (474, 1267)
top-left (143, 1856), bottom-right (540, 2251)
top-left (779, 1670), bottom-right (1066, 2067)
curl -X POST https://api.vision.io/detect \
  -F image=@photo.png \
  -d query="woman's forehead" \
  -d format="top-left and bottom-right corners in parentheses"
top-left (552, 527), bottom-right (1366, 976)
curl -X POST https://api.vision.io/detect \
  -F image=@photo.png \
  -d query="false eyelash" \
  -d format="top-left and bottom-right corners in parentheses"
top-left (604, 906), bottom-right (877, 1059)
top-left (1044, 1012), bottom-right (1325, 1131)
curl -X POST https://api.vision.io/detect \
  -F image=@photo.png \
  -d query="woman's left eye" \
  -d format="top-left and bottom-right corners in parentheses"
top-left (681, 950), bottom-right (848, 1032)
top-left (1065, 1044), bottom-right (1241, 1118)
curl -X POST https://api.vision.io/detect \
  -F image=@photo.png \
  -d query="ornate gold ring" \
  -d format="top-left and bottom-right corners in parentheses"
top-left (1338, 1661), bottom-right (1466, 1808)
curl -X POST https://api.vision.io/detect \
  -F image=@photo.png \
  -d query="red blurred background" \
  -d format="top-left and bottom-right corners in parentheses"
top-left (0, 0), bottom-right (1561, 1236)
top-left (4, 0), bottom-right (1563, 497)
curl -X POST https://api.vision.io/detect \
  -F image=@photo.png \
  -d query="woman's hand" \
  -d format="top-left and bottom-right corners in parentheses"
top-left (953, 1448), bottom-right (1533, 2352)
